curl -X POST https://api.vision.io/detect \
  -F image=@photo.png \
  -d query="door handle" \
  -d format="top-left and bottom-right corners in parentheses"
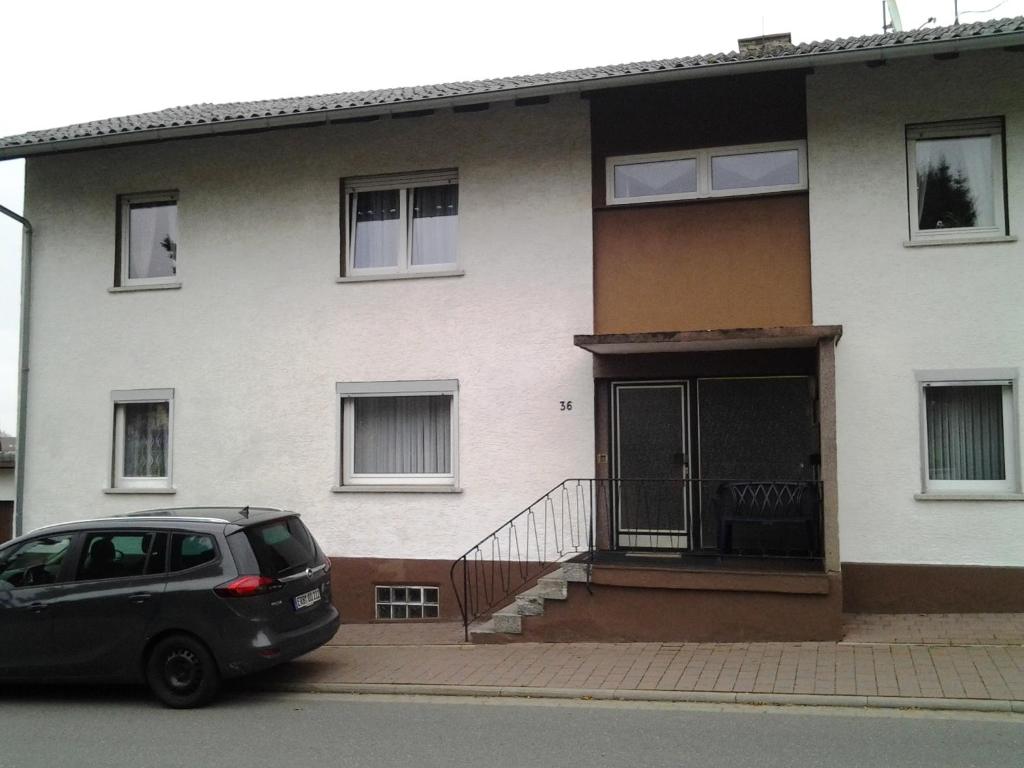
top-left (129, 592), bottom-right (153, 605)
top-left (27, 602), bottom-right (50, 614)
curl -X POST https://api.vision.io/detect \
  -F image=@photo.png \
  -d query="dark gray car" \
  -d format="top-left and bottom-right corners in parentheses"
top-left (0, 506), bottom-right (340, 707)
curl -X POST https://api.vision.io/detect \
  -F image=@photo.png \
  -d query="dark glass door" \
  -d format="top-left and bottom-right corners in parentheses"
top-left (613, 383), bottom-right (689, 549)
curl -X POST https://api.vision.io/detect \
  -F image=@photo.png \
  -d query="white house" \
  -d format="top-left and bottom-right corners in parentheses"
top-left (2, 17), bottom-right (1022, 640)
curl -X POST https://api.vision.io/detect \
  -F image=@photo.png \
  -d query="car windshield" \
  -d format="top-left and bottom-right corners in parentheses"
top-left (242, 517), bottom-right (317, 578)
top-left (0, 536), bottom-right (73, 590)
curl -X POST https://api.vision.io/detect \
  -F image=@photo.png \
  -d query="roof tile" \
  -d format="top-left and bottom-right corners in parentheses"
top-left (2, 17), bottom-right (1022, 154)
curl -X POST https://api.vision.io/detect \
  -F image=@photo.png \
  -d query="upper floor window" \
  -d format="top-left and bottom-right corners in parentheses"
top-left (906, 118), bottom-right (1006, 242)
top-left (116, 192), bottom-right (179, 287)
top-left (606, 141), bottom-right (806, 205)
top-left (342, 170), bottom-right (459, 277)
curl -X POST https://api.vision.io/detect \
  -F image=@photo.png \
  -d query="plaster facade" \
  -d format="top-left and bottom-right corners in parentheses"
top-left (20, 97), bottom-right (596, 559)
top-left (808, 50), bottom-right (1024, 566)
top-left (0, 468), bottom-right (12, 502)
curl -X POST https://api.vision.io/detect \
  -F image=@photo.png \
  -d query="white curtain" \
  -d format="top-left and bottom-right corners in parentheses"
top-left (411, 185), bottom-right (458, 266)
top-left (614, 158), bottom-right (696, 198)
top-left (353, 190), bottom-right (400, 268)
top-left (354, 396), bottom-right (451, 474)
top-left (123, 402), bottom-right (169, 478)
top-left (926, 386), bottom-right (1005, 480)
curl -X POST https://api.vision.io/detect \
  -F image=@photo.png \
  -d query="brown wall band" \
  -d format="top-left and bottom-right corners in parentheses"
top-left (593, 195), bottom-right (812, 334)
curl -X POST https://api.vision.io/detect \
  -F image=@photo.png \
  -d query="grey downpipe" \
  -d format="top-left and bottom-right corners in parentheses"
top-left (0, 203), bottom-right (31, 537)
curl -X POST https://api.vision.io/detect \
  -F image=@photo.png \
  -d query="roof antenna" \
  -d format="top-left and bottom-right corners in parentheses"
top-left (883, 0), bottom-right (904, 32)
top-left (239, 505), bottom-right (250, 518)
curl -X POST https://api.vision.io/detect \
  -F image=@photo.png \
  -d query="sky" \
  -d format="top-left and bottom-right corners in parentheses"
top-left (1, 0), bottom-right (1022, 432)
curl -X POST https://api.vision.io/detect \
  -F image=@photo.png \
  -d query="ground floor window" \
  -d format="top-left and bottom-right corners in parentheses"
top-left (336, 380), bottom-right (458, 488)
top-left (110, 389), bottom-right (174, 491)
top-left (375, 585), bottom-right (440, 620)
top-left (919, 371), bottom-right (1018, 494)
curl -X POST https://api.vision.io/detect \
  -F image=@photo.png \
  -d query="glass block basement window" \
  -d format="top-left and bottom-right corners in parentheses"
top-left (376, 586), bottom-right (440, 619)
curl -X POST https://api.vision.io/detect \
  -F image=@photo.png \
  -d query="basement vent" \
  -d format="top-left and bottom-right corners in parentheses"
top-left (375, 585), bottom-right (440, 620)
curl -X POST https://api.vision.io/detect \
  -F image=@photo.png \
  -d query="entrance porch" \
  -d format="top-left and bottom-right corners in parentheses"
top-left (450, 326), bottom-right (842, 642)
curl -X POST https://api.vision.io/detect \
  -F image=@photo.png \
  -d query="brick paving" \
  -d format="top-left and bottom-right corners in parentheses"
top-left (258, 614), bottom-right (1024, 703)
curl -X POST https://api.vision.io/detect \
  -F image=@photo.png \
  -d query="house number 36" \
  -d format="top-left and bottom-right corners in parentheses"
top-left (560, 400), bottom-right (573, 411)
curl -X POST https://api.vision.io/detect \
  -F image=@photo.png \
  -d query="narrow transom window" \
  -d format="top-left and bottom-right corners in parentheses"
top-left (906, 118), bottom-right (1006, 241)
top-left (117, 192), bottom-right (179, 286)
top-left (343, 170), bottom-right (459, 276)
top-left (337, 380), bottom-right (458, 488)
top-left (918, 373), bottom-right (1018, 494)
top-left (110, 389), bottom-right (174, 491)
top-left (606, 141), bottom-right (806, 205)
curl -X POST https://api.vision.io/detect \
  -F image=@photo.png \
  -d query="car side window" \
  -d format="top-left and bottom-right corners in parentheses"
top-left (169, 533), bottom-right (217, 572)
top-left (0, 535), bottom-right (74, 591)
top-left (145, 533), bottom-right (168, 575)
top-left (77, 531), bottom-right (158, 582)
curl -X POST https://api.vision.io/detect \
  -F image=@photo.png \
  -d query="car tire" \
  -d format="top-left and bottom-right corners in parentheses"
top-left (145, 633), bottom-right (221, 709)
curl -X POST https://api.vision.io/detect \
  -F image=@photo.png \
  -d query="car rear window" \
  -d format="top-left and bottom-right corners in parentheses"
top-left (243, 517), bottom-right (317, 578)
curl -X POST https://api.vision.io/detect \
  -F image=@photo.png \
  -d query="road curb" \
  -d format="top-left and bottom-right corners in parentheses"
top-left (255, 681), bottom-right (1021, 713)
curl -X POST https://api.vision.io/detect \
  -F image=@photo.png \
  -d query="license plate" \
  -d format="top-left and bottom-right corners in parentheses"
top-left (294, 588), bottom-right (322, 610)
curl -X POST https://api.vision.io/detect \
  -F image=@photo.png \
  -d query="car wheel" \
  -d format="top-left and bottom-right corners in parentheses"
top-left (145, 633), bottom-right (221, 708)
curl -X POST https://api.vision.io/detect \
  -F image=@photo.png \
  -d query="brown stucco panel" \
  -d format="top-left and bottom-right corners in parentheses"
top-left (330, 557), bottom-right (462, 623)
top-left (499, 576), bottom-right (844, 643)
top-left (842, 563), bottom-right (1024, 613)
top-left (594, 195), bottom-right (812, 335)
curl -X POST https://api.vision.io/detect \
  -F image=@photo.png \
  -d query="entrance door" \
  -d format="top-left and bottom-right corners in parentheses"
top-left (612, 382), bottom-right (690, 549)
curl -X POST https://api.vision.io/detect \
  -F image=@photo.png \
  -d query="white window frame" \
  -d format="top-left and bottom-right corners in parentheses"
top-left (118, 191), bottom-right (179, 287)
top-left (606, 140), bottom-right (807, 205)
top-left (916, 370), bottom-right (1019, 495)
top-left (343, 170), bottom-right (459, 277)
top-left (110, 389), bottom-right (174, 491)
top-left (906, 117), bottom-right (1006, 243)
top-left (336, 380), bottom-right (459, 488)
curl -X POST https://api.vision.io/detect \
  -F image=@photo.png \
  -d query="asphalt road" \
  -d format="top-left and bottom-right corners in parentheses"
top-left (0, 685), bottom-right (1021, 768)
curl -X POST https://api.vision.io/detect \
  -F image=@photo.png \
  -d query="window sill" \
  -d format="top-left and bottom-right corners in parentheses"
top-left (903, 235), bottom-right (1017, 248)
top-left (103, 487), bottom-right (177, 494)
top-left (108, 282), bottom-right (182, 293)
top-left (332, 485), bottom-right (462, 494)
top-left (914, 492), bottom-right (1024, 502)
top-left (336, 270), bottom-right (464, 284)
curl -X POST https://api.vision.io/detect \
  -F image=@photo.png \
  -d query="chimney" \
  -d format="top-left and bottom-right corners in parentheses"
top-left (737, 32), bottom-right (793, 55)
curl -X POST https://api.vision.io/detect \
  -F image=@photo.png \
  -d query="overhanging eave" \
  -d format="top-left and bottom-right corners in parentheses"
top-left (573, 325), bottom-right (843, 355)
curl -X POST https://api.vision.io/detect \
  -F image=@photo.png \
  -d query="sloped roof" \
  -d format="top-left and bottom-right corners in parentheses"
top-left (2, 17), bottom-right (1023, 159)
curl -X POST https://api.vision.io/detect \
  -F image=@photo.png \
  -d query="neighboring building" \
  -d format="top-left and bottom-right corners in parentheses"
top-left (0, 435), bottom-right (12, 543)
top-left (1, 18), bottom-right (1022, 641)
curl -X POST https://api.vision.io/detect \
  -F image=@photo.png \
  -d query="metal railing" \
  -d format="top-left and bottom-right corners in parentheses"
top-left (449, 478), bottom-right (824, 639)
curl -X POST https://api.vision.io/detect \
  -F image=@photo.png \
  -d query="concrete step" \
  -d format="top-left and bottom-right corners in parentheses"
top-left (469, 563), bottom-right (590, 643)
top-left (515, 592), bottom-right (546, 616)
top-left (492, 607), bottom-right (523, 634)
top-left (531, 578), bottom-right (569, 600)
top-left (559, 562), bottom-right (591, 583)
top-left (469, 618), bottom-right (498, 637)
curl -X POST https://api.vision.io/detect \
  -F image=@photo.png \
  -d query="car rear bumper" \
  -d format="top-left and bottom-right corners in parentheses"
top-left (220, 605), bottom-right (341, 678)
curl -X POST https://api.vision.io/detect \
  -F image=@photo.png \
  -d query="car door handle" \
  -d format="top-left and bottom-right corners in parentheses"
top-left (26, 602), bottom-right (50, 614)
top-left (129, 592), bottom-right (153, 605)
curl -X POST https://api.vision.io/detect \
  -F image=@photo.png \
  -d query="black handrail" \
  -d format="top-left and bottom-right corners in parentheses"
top-left (449, 477), bottom-right (824, 640)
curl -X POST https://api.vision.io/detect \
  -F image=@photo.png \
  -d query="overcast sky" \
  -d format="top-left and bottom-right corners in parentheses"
top-left (1, 0), bottom-right (1021, 432)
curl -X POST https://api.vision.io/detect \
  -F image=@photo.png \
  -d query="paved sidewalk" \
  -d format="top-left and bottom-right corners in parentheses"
top-left (251, 614), bottom-right (1024, 712)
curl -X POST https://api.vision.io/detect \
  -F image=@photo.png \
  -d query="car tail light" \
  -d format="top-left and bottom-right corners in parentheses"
top-left (322, 556), bottom-right (332, 573)
top-left (215, 575), bottom-right (280, 597)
